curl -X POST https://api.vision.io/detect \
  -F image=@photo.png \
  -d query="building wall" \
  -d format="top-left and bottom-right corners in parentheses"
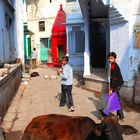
top-left (27, 0), bottom-right (67, 63)
top-left (0, 65), bottom-right (22, 120)
top-left (110, 23), bottom-right (130, 83)
top-left (14, 0), bottom-right (25, 63)
top-left (0, 0), bottom-right (16, 63)
top-left (110, 0), bottom-right (140, 86)
top-left (0, 0), bottom-right (5, 63)
top-left (0, 0), bottom-right (24, 64)
top-left (66, 0), bottom-right (84, 71)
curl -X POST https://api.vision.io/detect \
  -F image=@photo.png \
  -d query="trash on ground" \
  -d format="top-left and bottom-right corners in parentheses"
top-left (44, 75), bottom-right (58, 80)
top-left (30, 72), bottom-right (39, 77)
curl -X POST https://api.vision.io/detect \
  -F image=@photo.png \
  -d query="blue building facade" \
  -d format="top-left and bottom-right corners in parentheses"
top-left (65, 1), bottom-right (84, 72)
top-left (66, 0), bottom-right (140, 103)
top-left (0, 0), bottom-right (16, 63)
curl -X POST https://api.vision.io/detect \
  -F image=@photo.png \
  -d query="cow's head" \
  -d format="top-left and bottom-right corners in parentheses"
top-left (85, 116), bottom-right (122, 140)
top-left (94, 116), bottom-right (138, 140)
top-left (89, 116), bottom-right (123, 140)
top-left (99, 116), bottom-right (123, 140)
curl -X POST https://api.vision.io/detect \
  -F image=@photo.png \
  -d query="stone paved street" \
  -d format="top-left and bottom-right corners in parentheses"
top-left (1, 67), bottom-right (140, 140)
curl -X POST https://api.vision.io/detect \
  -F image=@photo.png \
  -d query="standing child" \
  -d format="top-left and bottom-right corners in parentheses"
top-left (108, 52), bottom-right (124, 120)
top-left (31, 48), bottom-right (37, 69)
top-left (57, 56), bottom-right (75, 112)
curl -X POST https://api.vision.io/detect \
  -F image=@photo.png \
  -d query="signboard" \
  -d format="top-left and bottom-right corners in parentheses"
top-left (134, 25), bottom-right (140, 33)
top-left (134, 25), bottom-right (140, 49)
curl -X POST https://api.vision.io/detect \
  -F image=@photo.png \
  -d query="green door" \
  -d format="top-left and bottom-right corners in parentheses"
top-left (27, 37), bottom-right (31, 59)
top-left (40, 38), bottom-right (50, 63)
top-left (24, 34), bottom-right (27, 60)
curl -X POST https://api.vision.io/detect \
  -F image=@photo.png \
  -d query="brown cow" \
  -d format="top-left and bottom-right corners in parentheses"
top-left (22, 114), bottom-right (100, 140)
top-left (22, 114), bottom-right (137, 140)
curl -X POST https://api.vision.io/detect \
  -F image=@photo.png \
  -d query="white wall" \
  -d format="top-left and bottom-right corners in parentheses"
top-left (15, 0), bottom-right (24, 63)
top-left (110, 23), bottom-right (129, 82)
top-left (27, 0), bottom-right (73, 62)
top-left (130, 0), bottom-right (140, 74)
top-left (110, 0), bottom-right (140, 85)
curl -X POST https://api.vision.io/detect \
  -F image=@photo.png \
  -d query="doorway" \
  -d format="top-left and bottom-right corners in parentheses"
top-left (90, 20), bottom-right (108, 68)
top-left (27, 37), bottom-right (31, 58)
top-left (40, 38), bottom-right (50, 63)
top-left (57, 45), bottom-right (65, 62)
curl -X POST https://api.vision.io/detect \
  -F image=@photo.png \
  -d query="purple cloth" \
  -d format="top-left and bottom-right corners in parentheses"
top-left (103, 92), bottom-right (121, 115)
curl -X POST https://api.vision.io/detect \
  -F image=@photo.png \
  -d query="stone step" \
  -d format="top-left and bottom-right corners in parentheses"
top-left (110, 19), bottom-right (127, 25)
top-left (109, 13), bottom-right (121, 18)
top-left (135, 81), bottom-right (140, 87)
top-left (134, 87), bottom-right (140, 95)
top-left (136, 74), bottom-right (140, 81)
top-left (134, 97), bottom-right (140, 104)
top-left (84, 76), bottom-right (108, 93)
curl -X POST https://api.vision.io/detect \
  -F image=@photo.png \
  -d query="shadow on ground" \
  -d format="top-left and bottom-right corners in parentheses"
top-left (121, 101), bottom-right (140, 113)
top-left (55, 93), bottom-right (70, 107)
top-left (5, 131), bottom-right (22, 140)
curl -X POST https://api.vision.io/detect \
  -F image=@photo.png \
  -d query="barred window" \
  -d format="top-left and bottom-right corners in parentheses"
top-left (39, 21), bottom-right (45, 32)
top-left (69, 26), bottom-right (85, 54)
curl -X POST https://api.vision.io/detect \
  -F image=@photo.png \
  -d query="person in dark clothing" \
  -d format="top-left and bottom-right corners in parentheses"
top-left (108, 52), bottom-right (124, 120)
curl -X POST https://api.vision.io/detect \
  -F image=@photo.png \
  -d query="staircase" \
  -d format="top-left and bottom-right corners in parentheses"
top-left (109, 6), bottom-right (127, 25)
top-left (134, 73), bottom-right (140, 104)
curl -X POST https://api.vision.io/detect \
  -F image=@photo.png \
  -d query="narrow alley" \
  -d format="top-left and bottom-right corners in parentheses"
top-left (1, 67), bottom-right (140, 140)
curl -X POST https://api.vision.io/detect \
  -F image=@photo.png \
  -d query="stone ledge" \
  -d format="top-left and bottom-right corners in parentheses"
top-left (84, 76), bottom-right (108, 93)
top-left (84, 76), bottom-right (134, 103)
top-left (0, 65), bottom-right (22, 121)
top-left (136, 75), bottom-right (140, 81)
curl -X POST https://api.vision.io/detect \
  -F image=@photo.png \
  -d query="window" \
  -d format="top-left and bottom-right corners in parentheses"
top-left (69, 26), bottom-right (85, 54)
top-left (66, 0), bottom-right (76, 2)
top-left (75, 27), bottom-right (85, 53)
top-left (39, 21), bottom-right (45, 32)
top-left (40, 38), bottom-right (51, 48)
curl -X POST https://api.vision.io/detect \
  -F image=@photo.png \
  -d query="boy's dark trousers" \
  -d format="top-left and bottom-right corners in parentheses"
top-left (60, 85), bottom-right (73, 108)
top-left (114, 86), bottom-right (124, 119)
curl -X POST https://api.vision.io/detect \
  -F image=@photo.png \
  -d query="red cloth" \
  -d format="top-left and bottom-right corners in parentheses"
top-left (111, 63), bottom-right (115, 71)
top-left (111, 63), bottom-right (118, 80)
